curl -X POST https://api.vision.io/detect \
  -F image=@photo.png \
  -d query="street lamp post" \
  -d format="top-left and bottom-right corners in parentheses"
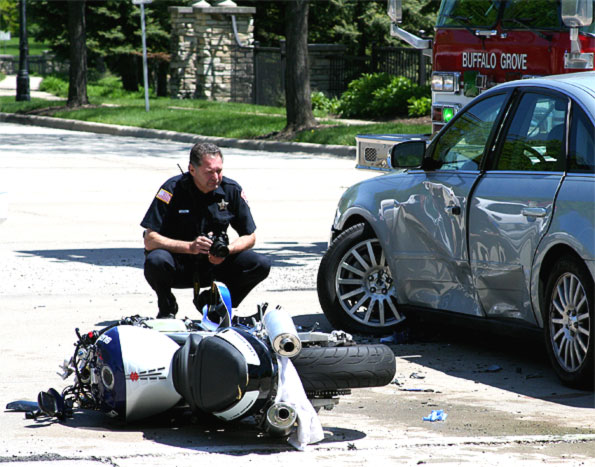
top-left (16, 0), bottom-right (30, 101)
top-left (133, 0), bottom-right (152, 112)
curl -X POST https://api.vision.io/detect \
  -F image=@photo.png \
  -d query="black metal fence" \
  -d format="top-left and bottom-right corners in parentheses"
top-left (253, 45), bottom-right (286, 107)
top-left (372, 47), bottom-right (431, 87)
top-left (253, 45), bottom-right (431, 106)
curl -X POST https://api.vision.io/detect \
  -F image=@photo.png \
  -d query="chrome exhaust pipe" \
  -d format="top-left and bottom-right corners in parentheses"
top-left (262, 305), bottom-right (302, 357)
top-left (264, 402), bottom-right (297, 437)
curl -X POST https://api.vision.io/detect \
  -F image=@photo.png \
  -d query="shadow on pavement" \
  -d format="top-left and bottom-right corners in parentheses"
top-left (16, 242), bottom-right (327, 269)
top-left (358, 318), bottom-right (595, 410)
top-left (17, 406), bottom-right (365, 455)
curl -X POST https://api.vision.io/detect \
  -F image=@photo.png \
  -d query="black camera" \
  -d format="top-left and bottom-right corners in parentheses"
top-left (207, 232), bottom-right (229, 258)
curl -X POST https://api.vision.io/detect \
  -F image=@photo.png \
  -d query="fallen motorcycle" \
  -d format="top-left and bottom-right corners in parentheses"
top-left (11, 283), bottom-right (396, 450)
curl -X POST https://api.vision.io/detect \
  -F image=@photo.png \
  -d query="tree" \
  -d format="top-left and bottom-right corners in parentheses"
top-left (28, 1), bottom-right (177, 93)
top-left (0, 0), bottom-right (19, 34)
top-left (251, 0), bottom-right (439, 55)
top-left (67, 0), bottom-right (88, 107)
top-left (283, 0), bottom-right (316, 132)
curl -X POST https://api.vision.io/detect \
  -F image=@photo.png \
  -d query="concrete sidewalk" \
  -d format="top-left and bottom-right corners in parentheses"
top-left (0, 74), bottom-right (63, 100)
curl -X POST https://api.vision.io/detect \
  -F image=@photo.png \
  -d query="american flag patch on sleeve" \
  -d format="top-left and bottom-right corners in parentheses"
top-left (156, 188), bottom-right (173, 204)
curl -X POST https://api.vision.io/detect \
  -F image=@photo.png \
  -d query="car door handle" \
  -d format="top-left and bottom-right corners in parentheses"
top-left (445, 205), bottom-right (461, 215)
top-left (522, 207), bottom-right (547, 218)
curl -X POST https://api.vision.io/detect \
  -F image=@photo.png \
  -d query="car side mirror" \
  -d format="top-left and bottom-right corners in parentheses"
top-left (390, 141), bottom-right (426, 169)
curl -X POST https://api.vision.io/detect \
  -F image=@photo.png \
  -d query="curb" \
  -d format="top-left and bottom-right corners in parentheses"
top-left (0, 112), bottom-right (356, 158)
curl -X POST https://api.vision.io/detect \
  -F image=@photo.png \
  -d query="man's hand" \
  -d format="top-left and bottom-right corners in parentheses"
top-left (190, 235), bottom-right (213, 255)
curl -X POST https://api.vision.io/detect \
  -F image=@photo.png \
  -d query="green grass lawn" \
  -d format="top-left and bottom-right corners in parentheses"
top-left (0, 73), bottom-right (431, 146)
top-left (0, 37), bottom-right (49, 56)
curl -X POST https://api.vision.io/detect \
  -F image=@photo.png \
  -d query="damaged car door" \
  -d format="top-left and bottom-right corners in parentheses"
top-left (392, 92), bottom-right (511, 315)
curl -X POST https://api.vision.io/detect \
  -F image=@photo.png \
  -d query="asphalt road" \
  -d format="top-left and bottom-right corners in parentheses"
top-left (1, 122), bottom-right (594, 466)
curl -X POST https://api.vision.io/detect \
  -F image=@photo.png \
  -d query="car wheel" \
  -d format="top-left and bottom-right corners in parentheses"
top-left (317, 223), bottom-right (405, 335)
top-left (543, 258), bottom-right (594, 389)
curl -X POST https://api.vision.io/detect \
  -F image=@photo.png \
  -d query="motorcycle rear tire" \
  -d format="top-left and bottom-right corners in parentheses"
top-left (291, 344), bottom-right (395, 392)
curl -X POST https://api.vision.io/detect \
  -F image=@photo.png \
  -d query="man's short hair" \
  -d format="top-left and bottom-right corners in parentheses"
top-left (190, 142), bottom-right (223, 167)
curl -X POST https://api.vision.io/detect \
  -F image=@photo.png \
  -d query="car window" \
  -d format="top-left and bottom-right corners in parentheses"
top-left (568, 105), bottom-right (595, 173)
top-left (430, 93), bottom-right (507, 171)
top-left (495, 92), bottom-right (567, 172)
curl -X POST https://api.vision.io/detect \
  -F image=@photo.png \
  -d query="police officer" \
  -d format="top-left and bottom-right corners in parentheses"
top-left (141, 142), bottom-right (271, 318)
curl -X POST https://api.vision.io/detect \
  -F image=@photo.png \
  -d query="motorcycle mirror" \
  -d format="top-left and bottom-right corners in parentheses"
top-left (37, 388), bottom-right (65, 419)
top-left (6, 400), bottom-right (39, 412)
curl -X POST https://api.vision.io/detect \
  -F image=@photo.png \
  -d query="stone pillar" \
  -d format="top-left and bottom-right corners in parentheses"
top-left (169, 4), bottom-right (255, 102)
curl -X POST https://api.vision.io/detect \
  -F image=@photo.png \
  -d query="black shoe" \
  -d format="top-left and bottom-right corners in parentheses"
top-left (156, 296), bottom-right (178, 319)
top-left (156, 311), bottom-right (176, 319)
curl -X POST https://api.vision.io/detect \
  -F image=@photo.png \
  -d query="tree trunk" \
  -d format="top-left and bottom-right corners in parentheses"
top-left (67, 0), bottom-right (88, 107)
top-left (284, 0), bottom-right (316, 132)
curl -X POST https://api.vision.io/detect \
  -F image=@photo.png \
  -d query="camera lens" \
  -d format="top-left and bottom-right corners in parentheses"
top-left (210, 238), bottom-right (229, 257)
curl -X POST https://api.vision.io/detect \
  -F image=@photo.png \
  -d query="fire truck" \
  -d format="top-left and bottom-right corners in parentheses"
top-left (357, 0), bottom-right (594, 169)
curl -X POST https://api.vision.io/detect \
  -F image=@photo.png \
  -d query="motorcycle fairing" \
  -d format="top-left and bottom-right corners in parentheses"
top-left (97, 326), bottom-right (182, 421)
top-left (95, 327), bottom-right (126, 418)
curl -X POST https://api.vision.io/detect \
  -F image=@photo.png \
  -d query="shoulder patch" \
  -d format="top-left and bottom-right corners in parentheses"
top-left (156, 188), bottom-right (173, 204)
top-left (241, 190), bottom-right (249, 205)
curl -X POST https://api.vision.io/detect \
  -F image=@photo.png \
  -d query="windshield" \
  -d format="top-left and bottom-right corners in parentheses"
top-left (437, 0), bottom-right (500, 29)
top-left (437, 0), bottom-right (594, 34)
top-left (501, 0), bottom-right (562, 30)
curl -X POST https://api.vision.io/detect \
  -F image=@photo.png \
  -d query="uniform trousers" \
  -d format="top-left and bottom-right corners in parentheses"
top-left (144, 249), bottom-right (271, 314)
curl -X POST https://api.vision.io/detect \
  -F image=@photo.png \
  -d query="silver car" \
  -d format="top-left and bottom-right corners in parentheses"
top-left (318, 72), bottom-right (594, 388)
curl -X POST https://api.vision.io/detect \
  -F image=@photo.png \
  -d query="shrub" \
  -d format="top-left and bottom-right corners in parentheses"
top-left (407, 96), bottom-right (431, 117)
top-left (337, 72), bottom-right (430, 119)
top-left (337, 72), bottom-right (393, 118)
top-left (311, 91), bottom-right (341, 115)
top-left (371, 75), bottom-right (418, 117)
top-left (39, 74), bottom-right (69, 97)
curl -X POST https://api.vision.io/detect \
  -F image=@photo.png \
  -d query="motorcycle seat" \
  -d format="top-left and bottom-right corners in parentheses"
top-left (172, 333), bottom-right (248, 413)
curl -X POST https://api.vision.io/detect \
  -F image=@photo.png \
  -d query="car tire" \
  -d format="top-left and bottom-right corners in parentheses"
top-left (543, 258), bottom-right (594, 389)
top-left (317, 223), bottom-right (405, 335)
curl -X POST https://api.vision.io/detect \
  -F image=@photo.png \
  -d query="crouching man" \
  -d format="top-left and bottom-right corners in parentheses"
top-left (141, 142), bottom-right (270, 318)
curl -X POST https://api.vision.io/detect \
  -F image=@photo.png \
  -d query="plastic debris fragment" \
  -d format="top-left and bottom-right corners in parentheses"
top-left (423, 409), bottom-right (447, 422)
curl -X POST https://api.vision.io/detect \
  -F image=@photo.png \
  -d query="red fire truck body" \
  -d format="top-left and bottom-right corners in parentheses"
top-left (355, 0), bottom-right (595, 169)
top-left (430, 0), bottom-right (595, 133)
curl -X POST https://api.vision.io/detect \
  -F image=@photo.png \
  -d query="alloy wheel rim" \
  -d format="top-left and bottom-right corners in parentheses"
top-left (335, 238), bottom-right (404, 328)
top-left (549, 272), bottom-right (591, 372)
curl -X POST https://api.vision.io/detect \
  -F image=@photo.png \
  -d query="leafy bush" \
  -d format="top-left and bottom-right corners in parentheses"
top-left (407, 96), bottom-right (431, 117)
top-left (311, 91), bottom-right (341, 115)
top-left (39, 74), bottom-right (69, 97)
top-left (337, 72), bottom-right (393, 118)
top-left (337, 72), bottom-right (430, 119)
top-left (371, 75), bottom-right (419, 117)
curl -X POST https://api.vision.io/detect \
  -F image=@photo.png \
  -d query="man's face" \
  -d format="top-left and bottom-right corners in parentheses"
top-left (189, 154), bottom-right (223, 193)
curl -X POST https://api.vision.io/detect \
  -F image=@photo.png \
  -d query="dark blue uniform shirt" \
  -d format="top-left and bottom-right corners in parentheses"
top-left (141, 173), bottom-right (256, 241)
